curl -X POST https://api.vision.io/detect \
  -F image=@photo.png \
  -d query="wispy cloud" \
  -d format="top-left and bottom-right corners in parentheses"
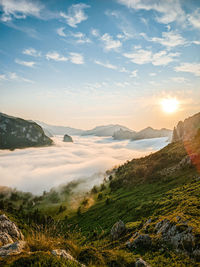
top-left (130, 70), bottom-right (138, 77)
top-left (46, 51), bottom-right (68, 62)
top-left (124, 48), bottom-right (179, 66)
top-left (69, 52), bottom-right (84, 64)
top-left (1, 72), bottom-right (34, 83)
top-left (188, 9), bottom-right (200, 30)
top-left (94, 60), bottom-right (117, 70)
top-left (15, 59), bottom-right (36, 67)
top-left (150, 31), bottom-right (187, 48)
top-left (117, 0), bottom-right (185, 24)
top-left (100, 33), bottom-right (122, 51)
top-left (171, 77), bottom-right (188, 83)
top-left (22, 48), bottom-right (41, 57)
top-left (60, 3), bottom-right (90, 28)
top-left (71, 32), bottom-right (91, 44)
top-left (0, 0), bottom-right (43, 22)
top-left (175, 63), bottom-right (200, 77)
top-left (56, 27), bottom-right (66, 37)
top-left (0, 74), bottom-right (6, 80)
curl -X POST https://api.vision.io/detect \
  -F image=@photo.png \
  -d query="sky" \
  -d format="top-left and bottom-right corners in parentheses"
top-left (0, 0), bottom-right (200, 130)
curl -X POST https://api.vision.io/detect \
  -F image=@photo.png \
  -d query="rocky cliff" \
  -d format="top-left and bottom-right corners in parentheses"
top-left (0, 113), bottom-right (53, 149)
top-left (172, 112), bottom-right (200, 142)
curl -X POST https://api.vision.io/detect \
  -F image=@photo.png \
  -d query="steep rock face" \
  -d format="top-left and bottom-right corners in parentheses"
top-left (0, 113), bottom-right (53, 149)
top-left (63, 134), bottom-right (73, 142)
top-left (172, 112), bottom-right (200, 142)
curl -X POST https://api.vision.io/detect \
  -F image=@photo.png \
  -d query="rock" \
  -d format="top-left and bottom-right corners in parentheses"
top-left (51, 249), bottom-right (85, 267)
top-left (0, 214), bottom-right (24, 241)
top-left (193, 249), bottom-right (200, 261)
top-left (110, 220), bottom-right (126, 240)
top-left (132, 234), bottom-right (152, 249)
top-left (155, 219), bottom-right (195, 252)
top-left (172, 112), bottom-right (200, 142)
top-left (0, 232), bottom-right (13, 246)
top-left (0, 241), bottom-right (26, 257)
top-left (0, 113), bottom-right (53, 149)
top-left (63, 134), bottom-right (73, 142)
top-left (135, 258), bottom-right (151, 267)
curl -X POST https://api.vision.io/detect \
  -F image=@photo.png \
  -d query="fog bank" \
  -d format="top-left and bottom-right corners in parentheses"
top-left (0, 136), bottom-right (168, 194)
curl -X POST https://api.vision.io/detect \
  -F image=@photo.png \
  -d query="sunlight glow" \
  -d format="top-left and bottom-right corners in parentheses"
top-left (161, 98), bottom-right (179, 113)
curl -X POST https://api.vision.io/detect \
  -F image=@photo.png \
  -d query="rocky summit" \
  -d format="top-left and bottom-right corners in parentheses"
top-left (0, 113), bottom-right (53, 149)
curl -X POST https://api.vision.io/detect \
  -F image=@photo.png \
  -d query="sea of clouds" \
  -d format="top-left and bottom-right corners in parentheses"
top-left (0, 136), bottom-right (169, 195)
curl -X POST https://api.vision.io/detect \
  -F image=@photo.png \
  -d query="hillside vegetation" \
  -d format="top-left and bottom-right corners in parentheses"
top-left (0, 122), bottom-right (200, 266)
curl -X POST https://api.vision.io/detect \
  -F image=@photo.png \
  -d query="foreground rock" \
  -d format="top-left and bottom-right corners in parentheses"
top-left (0, 241), bottom-right (26, 257)
top-left (63, 134), bottom-right (73, 142)
top-left (0, 113), bottom-right (53, 149)
top-left (51, 249), bottom-right (85, 267)
top-left (110, 220), bottom-right (126, 240)
top-left (155, 219), bottom-right (195, 252)
top-left (126, 234), bottom-right (152, 249)
top-left (135, 258), bottom-right (151, 267)
top-left (0, 214), bottom-right (24, 243)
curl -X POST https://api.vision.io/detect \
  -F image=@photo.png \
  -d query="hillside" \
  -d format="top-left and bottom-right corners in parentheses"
top-left (113, 127), bottom-right (172, 141)
top-left (0, 113), bottom-right (53, 149)
top-left (81, 124), bottom-right (134, 137)
top-left (0, 113), bottom-right (200, 266)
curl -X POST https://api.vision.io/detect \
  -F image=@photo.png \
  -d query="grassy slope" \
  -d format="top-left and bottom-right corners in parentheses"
top-left (1, 137), bottom-right (200, 266)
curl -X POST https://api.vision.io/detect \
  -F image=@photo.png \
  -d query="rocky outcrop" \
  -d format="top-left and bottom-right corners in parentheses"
top-left (127, 234), bottom-right (152, 249)
top-left (51, 249), bottom-right (86, 267)
top-left (0, 214), bottom-right (26, 257)
top-left (0, 113), bottom-right (53, 149)
top-left (135, 258), bottom-right (151, 267)
top-left (63, 134), bottom-right (73, 142)
top-left (0, 241), bottom-right (26, 257)
top-left (0, 214), bottom-right (24, 242)
top-left (172, 112), bottom-right (200, 142)
top-left (155, 219), bottom-right (196, 252)
top-left (110, 220), bottom-right (126, 240)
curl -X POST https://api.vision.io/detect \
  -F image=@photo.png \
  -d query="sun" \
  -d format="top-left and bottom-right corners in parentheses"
top-left (161, 98), bottom-right (179, 113)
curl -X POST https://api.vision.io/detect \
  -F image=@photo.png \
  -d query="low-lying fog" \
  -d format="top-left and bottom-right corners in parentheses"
top-left (0, 136), bottom-right (169, 195)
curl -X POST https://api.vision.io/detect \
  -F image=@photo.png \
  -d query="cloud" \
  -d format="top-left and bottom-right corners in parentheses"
top-left (100, 33), bottom-right (122, 51)
top-left (175, 63), bottom-right (200, 77)
top-left (94, 60), bottom-right (117, 70)
top-left (188, 9), bottom-right (200, 30)
top-left (71, 32), bottom-right (91, 44)
top-left (0, 74), bottom-right (6, 80)
top-left (150, 31), bottom-right (187, 48)
top-left (46, 51), bottom-right (68, 62)
top-left (56, 27), bottom-right (66, 37)
top-left (117, 0), bottom-right (185, 24)
top-left (171, 77), bottom-right (188, 83)
top-left (91, 28), bottom-right (99, 37)
top-left (22, 48), bottom-right (41, 57)
top-left (149, 72), bottom-right (156, 76)
top-left (5, 72), bottom-right (34, 83)
top-left (0, 135), bottom-right (168, 194)
top-left (15, 59), bottom-right (36, 67)
top-left (130, 70), bottom-right (138, 77)
top-left (124, 48), bottom-right (179, 66)
top-left (0, 0), bottom-right (42, 22)
top-left (60, 3), bottom-right (90, 28)
top-left (69, 52), bottom-right (84, 64)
